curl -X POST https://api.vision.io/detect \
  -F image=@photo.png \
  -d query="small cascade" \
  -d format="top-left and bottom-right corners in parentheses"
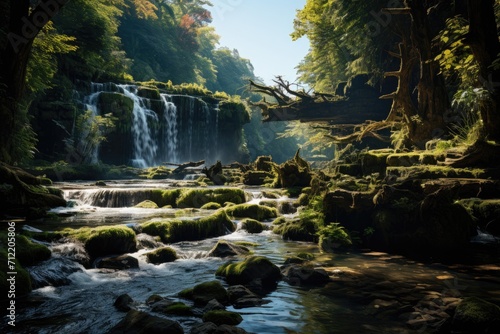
top-left (78, 83), bottom-right (221, 166)
top-left (66, 189), bottom-right (155, 208)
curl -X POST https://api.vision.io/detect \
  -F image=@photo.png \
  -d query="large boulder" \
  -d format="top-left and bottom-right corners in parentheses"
top-left (224, 204), bottom-right (278, 221)
top-left (451, 297), bottom-right (500, 333)
top-left (107, 309), bottom-right (184, 334)
top-left (145, 247), bottom-right (178, 264)
top-left (281, 265), bottom-right (331, 286)
top-left (179, 280), bottom-right (229, 306)
top-left (202, 311), bottom-right (243, 326)
top-left (216, 256), bottom-right (281, 290)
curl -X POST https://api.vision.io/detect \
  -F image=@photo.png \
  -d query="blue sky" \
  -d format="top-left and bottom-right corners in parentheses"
top-left (207, 0), bottom-right (309, 85)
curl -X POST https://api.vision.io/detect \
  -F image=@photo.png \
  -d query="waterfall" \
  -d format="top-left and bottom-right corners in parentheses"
top-left (78, 83), bottom-right (221, 167)
top-left (161, 94), bottom-right (178, 163)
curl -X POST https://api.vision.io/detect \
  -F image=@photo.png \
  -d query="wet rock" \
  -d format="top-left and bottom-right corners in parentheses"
top-left (146, 294), bottom-right (164, 305)
top-left (97, 255), bottom-right (139, 270)
top-left (451, 297), bottom-right (500, 333)
top-left (29, 257), bottom-right (83, 289)
top-left (190, 322), bottom-right (218, 334)
top-left (180, 280), bottom-right (229, 306)
top-left (227, 285), bottom-right (269, 309)
top-left (136, 233), bottom-right (163, 250)
top-left (145, 247), bottom-right (178, 264)
top-left (207, 240), bottom-right (250, 258)
top-left (114, 294), bottom-right (134, 312)
top-left (107, 309), bottom-right (184, 334)
top-left (202, 310), bottom-right (243, 326)
top-left (154, 301), bottom-right (193, 316)
top-left (281, 265), bottom-right (331, 286)
top-left (224, 203), bottom-right (278, 221)
top-left (203, 299), bottom-right (226, 312)
top-left (239, 219), bottom-right (268, 234)
top-left (216, 256), bottom-right (282, 291)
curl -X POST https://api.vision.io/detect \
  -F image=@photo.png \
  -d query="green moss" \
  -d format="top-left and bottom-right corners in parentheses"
top-left (176, 188), bottom-right (246, 208)
top-left (201, 202), bottom-right (222, 210)
top-left (137, 86), bottom-right (161, 100)
top-left (66, 225), bottom-right (137, 259)
top-left (141, 210), bottom-right (235, 243)
top-left (234, 241), bottom-right (260, 247)
top-left (146, 247), bottom-right (177, 264)
top-left (134, 200), bottom-right (159, 209)
top-left (453, 297), bottom-right (500, 332)
top-left (386, 166), bottom-right (485, 179)
top-left (191, 280), bottom-right (229, 305)
top-left (178, 287), bottom-right (194, 299)
top-left (273, 219), bottom-right (318, 242)
top-left (215, 256), bottom-right (281, 286)
top-left (150, 189), bottom-right (181, 207)
top-left (284, 252), bottom-right (315, 264)
top-left (224, 204), bottom-right (278, 221)
top-left (162, 302), bottom-right (192, 316)
top-left (240, 218), bottom-right (267, 233)
top-left (202, 310), bottom-right (243, 326)
top-left (15, 235), bottom-right (51, 266)
top-left (139, 166), bottom-right (172, 180)
top-left (259, 200), bottom-right (278, 208)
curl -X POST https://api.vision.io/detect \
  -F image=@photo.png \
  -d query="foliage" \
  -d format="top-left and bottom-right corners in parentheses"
top-left (62, 110), bottom-right (116, 164)
top-left (318, 222), bottom-right (352, 248)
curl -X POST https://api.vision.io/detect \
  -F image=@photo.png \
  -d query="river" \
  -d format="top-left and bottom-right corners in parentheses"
top-left (5, 180), bottom-right (500, 334)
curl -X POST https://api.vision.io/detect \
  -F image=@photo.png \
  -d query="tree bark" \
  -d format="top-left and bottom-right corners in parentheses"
top-left (0, 0), bottom-right (69, 163)
top-left (406, 0), bottom-right (449, 148)
top-left (465, 0), bottom-right (500, 141)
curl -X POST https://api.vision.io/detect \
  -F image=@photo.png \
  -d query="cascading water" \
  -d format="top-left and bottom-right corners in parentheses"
top-left (78, 83), bottom-right (221, 167)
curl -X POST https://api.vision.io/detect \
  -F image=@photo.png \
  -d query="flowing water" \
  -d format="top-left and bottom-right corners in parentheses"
top-left (6, 181), bottom-right (500, 334)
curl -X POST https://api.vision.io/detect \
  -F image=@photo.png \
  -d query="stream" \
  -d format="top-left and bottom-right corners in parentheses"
top-left (5, 180), bottom-right (500, 334)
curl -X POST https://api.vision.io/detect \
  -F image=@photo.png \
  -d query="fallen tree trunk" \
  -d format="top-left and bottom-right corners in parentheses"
top-left (166, 160), bottom-right (205, 174)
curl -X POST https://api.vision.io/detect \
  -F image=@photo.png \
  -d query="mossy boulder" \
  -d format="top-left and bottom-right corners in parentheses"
top-left (224, 204), bottom-right (278, 221)
top-left (0, 163), bottom-right (66, 218)
top-left (254, 155), bottom-right (274, 172)
top-left (284, 252), bottom-right (314, 264)
top-left (153, 301), bottom-right (192, 316)
top-left (107, 309), bottom-right (183, 334)
top-left (141, 210), bottom-right (235, 243)
top-left (239, 219), bottom-right (267, 234)
top-left (272, 218), bottom-right (318, 242)
top-left (67, 225), bottom-right (137, 260)
top-left (137, 86), bottom-right (161, 100)
top-left (150, 189), bottom-right (182, 207)
top-left (97, 255), bottom-right (139, 270)
top-left (216, 256), bottom-right (281, 288)
top-left (452, 297), bottom-right (500, 333)
top-left (242, 171), bottom-right (274, 185)
top-left (15, 235), bottom-right (51, 266)
top-left (189, 280), bottom-right (229, 306)
top-left (201, 202), bottom-right (222, 210)
top-left (134, 200), bottom-right (159, 209)
top-left (208, 240), bottom-right (251, 258)
top-left (202, 310), bottom-right (243, 326)
top-left (145, 247), bottom-right (178, 264)
top-left (176, 188), bottom-right (246, 208)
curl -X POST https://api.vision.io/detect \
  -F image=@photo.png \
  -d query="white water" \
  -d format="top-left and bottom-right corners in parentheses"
top-left (10, 183), bottom-right (500, 334)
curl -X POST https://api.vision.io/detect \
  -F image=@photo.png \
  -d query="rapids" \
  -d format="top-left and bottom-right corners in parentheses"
top-left (5, 181), bottom-right (500, 334)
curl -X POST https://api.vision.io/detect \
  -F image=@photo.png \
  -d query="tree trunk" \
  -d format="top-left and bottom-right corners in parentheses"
top-left (406, 0), bottom-right (449, 148)
top-left (465, 0), bottom-right (500, 141)
top-left (0, 0), bottom-right (69, 163)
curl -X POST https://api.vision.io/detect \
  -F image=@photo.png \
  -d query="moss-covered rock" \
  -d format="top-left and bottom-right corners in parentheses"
top-left (452, 297), bottom-right (500, 333)
top-left (145, 247), bottom-right (178, 264)
top-left (15, 235), bottom-right (51, 266)
top-left (242, 171), bottom-right (274, 185)
top-left (150, 189), bottom-right (182, 207)
top-left (157, 302), bottom-right (193, 316)
top-left (224, 204), bottom-right (278, 221)
top-left (216, 256), bottom-right (281, 288)
top-left (191, 280), bottom-right (229, 306)
top-left (134, 200), bottom-right (159, 209)
top-left (208, 240), bottom-right (251, 258)
top-left (202, 310), bottom-right (243, 326)
top-left (272, 218), bottom-right (318, 242)
top-left (141, 210), bottom-right (235, 243)
top-left (284, 252), bottom-right (314, 265)
top-left (201, 202), bottom-right (222, 210)
top-left (239, 219), bottom-right (267, 234)
top-left (67, 225), bottom-right (137, 260)
top-left (137, 86), bottom-right (161, 100)
top-left (176, 188), bottom-right (246, 208)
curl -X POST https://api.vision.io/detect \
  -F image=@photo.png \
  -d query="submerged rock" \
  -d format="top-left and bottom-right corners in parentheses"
top-left (281, 265), bottom-right (331, 287)
top-left (107, 309), bottom-right (184, 334)
top-left (114, 294), bottom-right (134, 312)
top-left (202, 310), bottom-right (243, 326)
top-left (97, 255), bottom-right (139, 270)
top-left (190, 280), bottom-right (229, 306)
top-left (227, 285), bottom-right (269, 309)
